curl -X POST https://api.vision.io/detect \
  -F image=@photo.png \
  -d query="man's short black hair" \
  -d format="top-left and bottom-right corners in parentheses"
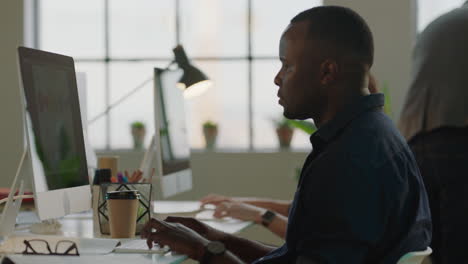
top-left (291, 6), bottom-right (374, 66)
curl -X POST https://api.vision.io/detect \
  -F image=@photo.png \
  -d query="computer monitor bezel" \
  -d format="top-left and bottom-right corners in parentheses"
top-left (17, 47), bottom-right (91, 220)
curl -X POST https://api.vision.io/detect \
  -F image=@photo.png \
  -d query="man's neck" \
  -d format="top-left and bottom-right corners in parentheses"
top-left (314, 87), bottom-right (369, 128)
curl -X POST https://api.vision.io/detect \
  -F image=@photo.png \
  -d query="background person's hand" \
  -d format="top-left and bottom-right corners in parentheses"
top-left (200, 194), bottom-right (234, 206)
top-left (141, 218), bottom-right (209, 261)
top-left (213, 202), bottom-right (266, 223)
top-left (164, 216), bottom-right (228, 242)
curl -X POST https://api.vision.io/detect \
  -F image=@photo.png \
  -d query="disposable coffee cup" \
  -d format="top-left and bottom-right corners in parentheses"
top-left (106, 190), bottom-right (140, 238)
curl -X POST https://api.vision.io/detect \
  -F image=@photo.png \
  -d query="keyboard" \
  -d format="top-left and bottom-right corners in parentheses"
top-left (114, 239), bottom-right (169, 254)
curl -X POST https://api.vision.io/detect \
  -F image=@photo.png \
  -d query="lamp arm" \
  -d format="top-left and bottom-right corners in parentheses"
top-left (88, 76), bottom-right (153, 125)
top-left (87, 61), bottom-right (176, 125)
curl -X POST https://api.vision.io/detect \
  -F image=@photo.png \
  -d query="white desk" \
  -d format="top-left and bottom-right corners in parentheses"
top-left (3, 203), bottom-right (252, 264)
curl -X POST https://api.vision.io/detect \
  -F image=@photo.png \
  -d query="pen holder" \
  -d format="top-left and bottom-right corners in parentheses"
top-left (94, 183), bottom-right (151, 235)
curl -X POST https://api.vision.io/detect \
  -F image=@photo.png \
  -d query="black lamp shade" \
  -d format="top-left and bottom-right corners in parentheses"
top-left (173, 45), bottom-right (212, 91)
top-left (178, 65), bottom-right (209, 89)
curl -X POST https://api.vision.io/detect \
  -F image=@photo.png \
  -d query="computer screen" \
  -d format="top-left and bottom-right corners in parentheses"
top-left (18, 47), bottom-right (91, 220)
top-left (150, 68), bottom-right (192, 198)
top-left (158, 69), bottom-right (190, 168)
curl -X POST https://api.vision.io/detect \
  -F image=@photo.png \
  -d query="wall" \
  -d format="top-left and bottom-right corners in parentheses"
top-left (96, 150), bottom-right (307, 201)
top-left (324, 0), bottom-right (417, 121)
top-left (0, 1), bottom-right (24, 189)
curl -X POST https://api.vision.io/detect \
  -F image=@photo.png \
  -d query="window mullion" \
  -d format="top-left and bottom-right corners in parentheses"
top-left (104, 0), bottom-right (111, 150)
top-left (247, 0), bottom-right (253, 150)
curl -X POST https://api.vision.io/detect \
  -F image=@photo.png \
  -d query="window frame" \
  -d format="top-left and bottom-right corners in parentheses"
top-left (34, 0), bottom-right (310, 151)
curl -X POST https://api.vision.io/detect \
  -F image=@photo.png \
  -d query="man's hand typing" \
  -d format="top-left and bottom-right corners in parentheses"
top-left (141, 218), bottom-right (209, 261)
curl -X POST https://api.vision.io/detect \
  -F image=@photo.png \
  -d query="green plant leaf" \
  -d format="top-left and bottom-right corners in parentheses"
top-left (382, 81), bottom-right (393, 118)
top-left (131, 121), bottom-right (145, 129)
top-left (203, 121), bottom-right (217, 128)
top-left (286, 119), bottom-right (317, 135)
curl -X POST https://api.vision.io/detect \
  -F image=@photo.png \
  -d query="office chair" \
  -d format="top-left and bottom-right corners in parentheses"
top-left (396, 247), bottom-right (432, 264)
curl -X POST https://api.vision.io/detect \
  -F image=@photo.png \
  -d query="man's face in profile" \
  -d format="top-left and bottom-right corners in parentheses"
top-left (274, 21), bottom-right (325, 121)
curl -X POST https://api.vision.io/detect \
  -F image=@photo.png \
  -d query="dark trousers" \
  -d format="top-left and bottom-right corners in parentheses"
top-left (409, 126), bottom-right (468, 264)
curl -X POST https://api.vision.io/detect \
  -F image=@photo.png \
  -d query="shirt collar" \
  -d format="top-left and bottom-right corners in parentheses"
top-left (310, 94), bottom-right (385, 146)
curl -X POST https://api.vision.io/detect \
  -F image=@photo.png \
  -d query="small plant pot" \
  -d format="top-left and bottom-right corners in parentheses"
top-left (131, 127), bottom-right (146, 150)
top-left (276, 127), bottom-right (294, 149)
top-left (203, 126), bottom-right (218, 150)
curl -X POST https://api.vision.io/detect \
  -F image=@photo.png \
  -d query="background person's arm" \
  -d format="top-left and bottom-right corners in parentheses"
top-left (239, 198), bottom-right (291, 217)
top-left (264, 212), bottom-right (288, 238)
top-left (201, 194), bottom-right (291, 216)
top-left (214, 202), bottom-right (288, 238)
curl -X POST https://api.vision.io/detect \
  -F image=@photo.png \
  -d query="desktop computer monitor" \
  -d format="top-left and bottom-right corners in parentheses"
top-left (17, 47), bottom-right (91, 220)
top-left (143, 68), bottom-right (192, 199)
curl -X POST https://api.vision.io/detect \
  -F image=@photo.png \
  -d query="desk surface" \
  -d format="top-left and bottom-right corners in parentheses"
top-left (7, 253), bottom-right (187, 264)
top-left (4, 202), bottom-right (252, 264)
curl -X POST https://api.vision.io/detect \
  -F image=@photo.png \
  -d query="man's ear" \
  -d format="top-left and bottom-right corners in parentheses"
top-left (319, 59), bottom-right (338, 85)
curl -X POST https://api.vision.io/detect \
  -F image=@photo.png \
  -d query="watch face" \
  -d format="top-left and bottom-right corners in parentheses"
top-left (207, 241), bottom-right (226, 255)
top-left (263, 210), bottom-right (276, 222)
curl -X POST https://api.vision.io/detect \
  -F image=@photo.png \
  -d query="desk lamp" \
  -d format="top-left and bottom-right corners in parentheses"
top-left (172, 45), bottom-right (212, 99)
top-left (88, 44), bottom-right (212, 125)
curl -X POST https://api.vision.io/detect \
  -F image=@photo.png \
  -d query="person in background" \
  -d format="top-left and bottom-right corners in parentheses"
top-left (399, 2), bottom-right (468, 263)
top-left (142, 6), bottom-right (431, 263)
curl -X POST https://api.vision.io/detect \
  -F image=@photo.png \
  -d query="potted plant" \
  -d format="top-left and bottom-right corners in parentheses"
top-left (131, 121), bottom-right (146, 150)
top-left (274, 117), bottom-right (295, 149)
top-left (203, 121), bottom-right (218, 150)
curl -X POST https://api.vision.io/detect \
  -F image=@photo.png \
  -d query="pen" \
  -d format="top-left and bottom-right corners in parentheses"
top-left (117, 172), bottom-right (124, 183)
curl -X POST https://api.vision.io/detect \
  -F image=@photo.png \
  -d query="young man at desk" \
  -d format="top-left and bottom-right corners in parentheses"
top-left (142, 6), bottom-right (432, 264)
top-left (195, 75), bottom-right (381, 240)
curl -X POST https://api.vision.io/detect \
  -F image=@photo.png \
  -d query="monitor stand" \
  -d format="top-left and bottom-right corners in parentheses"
top-left (29, 192), bottom-right (72, 235)
top-left (0, 149), bottom-right (29, 239)
top-left (0, 148), bottom-right (63, 237)
top-left (29, 191), bottom-right (73, 235)
top-left (30, 219), bottom-right (62, 235)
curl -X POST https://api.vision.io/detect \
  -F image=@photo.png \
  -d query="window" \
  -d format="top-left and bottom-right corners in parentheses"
top-left (38, 0), bottom-right (321, 150)
top-left (417, 0), bottom-right (465, 31)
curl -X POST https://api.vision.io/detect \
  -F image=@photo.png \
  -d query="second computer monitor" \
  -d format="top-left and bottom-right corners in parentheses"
top-left (152, 68), bottom-right (192, 198)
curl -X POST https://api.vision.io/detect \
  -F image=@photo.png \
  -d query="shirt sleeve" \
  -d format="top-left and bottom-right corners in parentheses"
top-left (295, 255), bottom-right (322, 264)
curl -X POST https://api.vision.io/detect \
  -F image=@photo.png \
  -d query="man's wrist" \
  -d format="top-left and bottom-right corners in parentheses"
top-left (213, 229), bottom-right (229, 244)
top-left (216, 231), bottom-right (237, 252)
top-left (195, 237), bottom-right (211, 261)
top-left (200, 241), bottom-right (227, 263)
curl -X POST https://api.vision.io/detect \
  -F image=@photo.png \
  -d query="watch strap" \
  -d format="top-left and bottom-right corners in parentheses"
top-left (261, 210), bottom-right (276, 227)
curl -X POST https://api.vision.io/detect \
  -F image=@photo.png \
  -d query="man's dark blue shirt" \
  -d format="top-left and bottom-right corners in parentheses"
top-left (254, 94), bottom-right (432, 264)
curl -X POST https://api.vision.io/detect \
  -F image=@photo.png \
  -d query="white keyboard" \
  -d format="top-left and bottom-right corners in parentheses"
top-left (114, 239), bottom-right (169, 254)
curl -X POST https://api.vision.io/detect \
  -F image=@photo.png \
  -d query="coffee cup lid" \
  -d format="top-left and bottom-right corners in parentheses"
top-left (106, 190), bottom-right (140, 200)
